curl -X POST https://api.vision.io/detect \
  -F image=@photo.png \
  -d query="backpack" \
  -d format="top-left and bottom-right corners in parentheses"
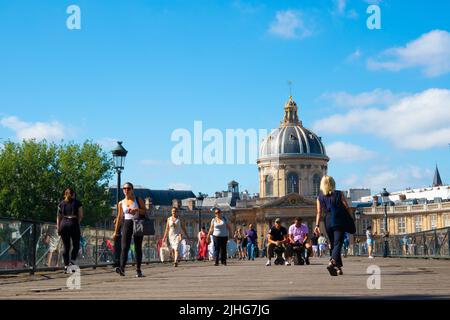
top-left (330, 191), bottom-right (356, 234)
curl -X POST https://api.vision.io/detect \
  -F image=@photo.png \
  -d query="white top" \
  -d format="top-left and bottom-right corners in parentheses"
top-left (168, 217), bottom-right (182, 237)
top-left (122, 199), bottom-right (139, 220)
top-left (366, 230), bottom-right (373, 240)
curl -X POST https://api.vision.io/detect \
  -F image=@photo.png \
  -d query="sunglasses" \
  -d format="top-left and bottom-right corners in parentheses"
top-left (123, 187), bottom-right (132, 190)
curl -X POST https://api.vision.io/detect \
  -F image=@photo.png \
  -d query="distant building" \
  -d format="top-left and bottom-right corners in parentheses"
top-left (433, 165), bottom-right (443, 187)
top-left (357, 165), bottom-right (450, 236)
top-left (182, 181), bottom-right (241, 211)
top-left (233, 96), bottom-right (330, 247)
top-left (346, 188), bottom-right (371, 202)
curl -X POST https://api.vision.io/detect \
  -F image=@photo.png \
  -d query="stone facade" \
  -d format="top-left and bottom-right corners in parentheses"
top-left (362, 201), bottom-right (450, 235)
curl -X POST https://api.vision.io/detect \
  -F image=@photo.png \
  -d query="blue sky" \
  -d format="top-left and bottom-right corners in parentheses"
top-left (0, 0), bottom-right (449, 196)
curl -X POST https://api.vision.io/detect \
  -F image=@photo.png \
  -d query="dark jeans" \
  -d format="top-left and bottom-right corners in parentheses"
top-left (213, 236), bottom-right (228, 264)
top-left (286, 242), bottom-right (312, 260)
top-left (267, 243), bottom-right (290, 259)
top-left (114, 234), bottom-right (122, 267)
top-left (120, 220), bottom-right (143, 271)
top-left (60, 218), bottom-right (81, 266)
top-left (325, 215), bottom-right (344, 268)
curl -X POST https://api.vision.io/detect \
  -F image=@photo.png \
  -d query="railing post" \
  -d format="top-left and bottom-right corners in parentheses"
top-left (95, 228), bottom-right (98, 269)
top-left (147, 236), bottom-right (151, 264)
top-left (30, 222), bottom-right (37, 275)
top-left (448, 228), bottom-right (450, 258)
top-left (434, 230), bottom-right (438, 257)
top-left (421, 233), bottom-right (425, 256)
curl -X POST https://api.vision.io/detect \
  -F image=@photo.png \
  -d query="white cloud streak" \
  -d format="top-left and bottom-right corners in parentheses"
top-left (322, 88), bottom-right (407, 108)
top-left (268, 10), bottom-right (312, 39)
top-left (327, 141), bottom-right (376, 162)
top-left (0, 116), bottom-right (67, 141)
top-left (368, 30), bottom-right (450, 77)
top-left (314, 88), bottom-right (450, 150)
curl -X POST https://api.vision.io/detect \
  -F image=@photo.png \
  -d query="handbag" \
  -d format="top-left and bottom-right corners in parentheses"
top-left (330, 191), bottom-right (356, 234)
top-left (132, 197), bottom-right (155, 236)
top-left (133, 218), bottom-right (155, 236)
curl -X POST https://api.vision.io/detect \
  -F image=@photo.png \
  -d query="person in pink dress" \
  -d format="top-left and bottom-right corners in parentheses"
top-left (197, 226), bottom-right (208, 261)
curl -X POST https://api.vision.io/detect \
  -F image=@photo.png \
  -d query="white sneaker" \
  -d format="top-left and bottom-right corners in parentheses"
top-left (368, 256), bottom-right (374, 259)
top-left (285, 261), bottom-right (291, 266)
top-left (265, 260), bottom-right (271, 266)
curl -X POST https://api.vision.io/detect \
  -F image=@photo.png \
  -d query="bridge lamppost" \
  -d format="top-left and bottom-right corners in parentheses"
top-left (196, 193), bottom-right (204, 232)
top-left (112, 141), bottom-right (128, 214)
top-left (381, 188), bottom-right (390, 258)
top-left (355, 208), bottom-right (362, 256)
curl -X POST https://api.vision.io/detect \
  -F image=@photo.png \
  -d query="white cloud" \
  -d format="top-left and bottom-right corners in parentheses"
top-left (327, 142), bottom-right (376, 162)
top-left (314, 88), bottom-right (450, 150)
top-left (96, 138), bottom-right (120, 150)
top-left (333, 0), bottom-right (358, 19)
top-left (168, 183), bottom-right (192, 191)
top-left (346, 48), bottom-right (362, 62)
top-left (322, 88), bottom-right (406, 108)
top-left (362, 165), bottom-right (434, 192)
top-left (340, 165), bottom-right (434, 192)
top-left (335, 0), bottom-right (346, 15)
top-left (342, 174), bottom-right (359, 187)
top-left (268, 10), bottom-right (312, 39)
top-left (0, 116), bottom-right (67, 141)
top-left (368, 30), bottom-right (450, 77)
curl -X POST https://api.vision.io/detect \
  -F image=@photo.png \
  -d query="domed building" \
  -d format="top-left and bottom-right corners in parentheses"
top-left (233, 96), bottom-right (330, 245)
top-left (258, 96), bottom-right (329, 198)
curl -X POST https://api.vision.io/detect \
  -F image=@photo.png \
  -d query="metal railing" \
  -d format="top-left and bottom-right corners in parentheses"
top-left (350, 227), bottom-right (450, 258)
top-left (0, 217), bottom-right (200, 274)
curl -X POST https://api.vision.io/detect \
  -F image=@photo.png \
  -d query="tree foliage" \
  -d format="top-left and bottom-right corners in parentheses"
top-left (0, 140), bottom-right (114, 226)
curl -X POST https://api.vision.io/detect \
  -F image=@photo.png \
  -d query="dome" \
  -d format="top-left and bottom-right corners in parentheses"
top-left (259, 96), bottom-right (328, 160)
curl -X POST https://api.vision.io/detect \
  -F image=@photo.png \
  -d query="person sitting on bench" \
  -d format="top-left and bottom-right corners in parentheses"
top-left (287, 217), bottom-right (312, 265)
top-left (265, 218), bottom-right (290, 266)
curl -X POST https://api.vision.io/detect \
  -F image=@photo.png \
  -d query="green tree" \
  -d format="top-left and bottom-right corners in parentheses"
top-left (0, 140), bottom-right (114, 226)
top-left (57, 141), bottom-right (113, 226)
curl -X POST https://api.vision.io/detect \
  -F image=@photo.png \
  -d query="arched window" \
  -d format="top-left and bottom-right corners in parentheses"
top-left (312, 174), bottom-right (321, 197)
top-left (265, 175), bottom-right (273, 197)
top-left (286, 172), bottom-right (299, 194)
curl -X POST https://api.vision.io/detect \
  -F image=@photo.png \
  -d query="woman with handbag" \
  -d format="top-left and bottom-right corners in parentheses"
top-left (315, 176), bottom-right (353, 276)
top-left (113, 182), bottom-right (146, 278)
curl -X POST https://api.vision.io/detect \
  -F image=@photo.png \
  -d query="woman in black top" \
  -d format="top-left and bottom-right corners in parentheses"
top-left (57, 188), bottom-right (83, 273)
top-left (315, 176), bottom-right (351, 276)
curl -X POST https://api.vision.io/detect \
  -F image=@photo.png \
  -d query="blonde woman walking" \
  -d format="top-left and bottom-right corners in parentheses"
top-left (315, 176), bottom-right (352, 276)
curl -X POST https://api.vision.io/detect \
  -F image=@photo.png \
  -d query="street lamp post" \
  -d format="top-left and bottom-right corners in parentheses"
top-left (355, 209), bottom-right (361, 256)
top-left (196, 194), bottom-right (204, 232)
top-left (112, 141), bottom-right (128, 215)
top-left (381, 188), bottom-right (390, 258)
